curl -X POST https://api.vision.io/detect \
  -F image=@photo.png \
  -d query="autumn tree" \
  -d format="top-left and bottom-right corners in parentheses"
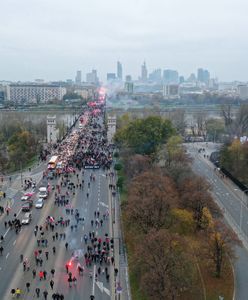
top-left (123, 154), bottom-right (151, 180)
top-left (206, 220), bottom-right (240, 277)
top-left (125, 170), bottom-right (178, 233)
top-left (164, 135), bottom-right (190, 166)
top-left (220, 139), bottom-right (248, 184)
top-left (179, 175), bottom-right (219, 229)
top-left (135, 229), bottom-right (195, 300)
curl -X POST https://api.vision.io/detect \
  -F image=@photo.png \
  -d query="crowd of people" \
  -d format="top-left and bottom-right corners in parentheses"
top-left (6, 104), bottom-right (116, 299)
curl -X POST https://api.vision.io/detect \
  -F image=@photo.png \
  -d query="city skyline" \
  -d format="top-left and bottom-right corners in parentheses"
top-left (0, 0), bottom-right (248, 82)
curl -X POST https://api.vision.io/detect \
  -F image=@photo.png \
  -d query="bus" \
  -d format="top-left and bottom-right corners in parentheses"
top-left (47, 156), bottom-right (59, 170)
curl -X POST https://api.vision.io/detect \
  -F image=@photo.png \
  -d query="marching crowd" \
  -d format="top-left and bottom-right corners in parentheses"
top-left (6, 104), bottom-right (116, 299)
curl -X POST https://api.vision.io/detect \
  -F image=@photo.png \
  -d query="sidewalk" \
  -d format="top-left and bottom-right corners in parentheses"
top-left (108, 168), bottom-right (131, 300)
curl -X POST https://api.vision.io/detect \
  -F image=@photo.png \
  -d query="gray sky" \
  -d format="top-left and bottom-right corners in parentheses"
top-left (0, 0), bottom-right (247, 82)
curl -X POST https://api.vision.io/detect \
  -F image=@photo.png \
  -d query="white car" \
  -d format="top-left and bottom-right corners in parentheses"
top-left (21, 212), bottom-right (32, 225)
top-left (39, 187), bottom-right (48, 199)
top-left (35, 198), bottom-right (44, 209)
top-left (21, 195), bottom-right (30, 201)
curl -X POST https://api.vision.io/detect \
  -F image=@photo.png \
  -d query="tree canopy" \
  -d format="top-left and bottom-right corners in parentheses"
top-left (115, 116), bottom-right (175, 156)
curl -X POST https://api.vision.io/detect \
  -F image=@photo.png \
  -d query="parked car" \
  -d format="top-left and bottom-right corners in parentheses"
top-left (35, 198), bottom-right (44, 209)
top-left (21, 212), bottom-right (32, 225)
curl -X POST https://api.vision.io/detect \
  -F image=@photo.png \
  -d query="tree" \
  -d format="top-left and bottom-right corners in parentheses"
top-left (168, 109), bottom-right (186, 136)
top-left (234, 104), bottom-right (248, 137)
top-left (123, 154), bottom-right (151, 180)
top-left (134, 229), bottom-right (195, 300)
top-left (221, 104), bottom-right (233, 128)
top-left (193, 112), bottom-right (206, 136)
top-left (125, 170), bottom-right (178, 233)
top-left (115, 116), bottom-right (175, 157)
top-left (164, 135), bottom-right (190, 166)
top-left (171, 208), bottom-right (195, 234)
top-left (206, 220), bottom-right (240, 277)
top-left (205, 118), bottom-right (225, 142)
top-left (179, 176), bottom-right (219, 229)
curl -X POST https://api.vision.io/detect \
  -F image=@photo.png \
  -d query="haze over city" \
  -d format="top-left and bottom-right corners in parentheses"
top-left (1, 0), bottom-right (248, 82)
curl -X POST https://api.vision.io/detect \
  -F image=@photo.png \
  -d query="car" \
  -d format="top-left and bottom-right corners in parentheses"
top-left (39, 187), bottom-right (48, 199)
top-left (21, 201), bottom-right (32, 212)
top-left (35, 198), bottom-right (44, 209)
top-left (21, 212), bottom-right (32, 225)
top-left (21, 195), bottom-right (31, 201)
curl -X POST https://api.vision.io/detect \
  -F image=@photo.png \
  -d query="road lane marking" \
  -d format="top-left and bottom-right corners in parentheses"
top-left (6, 253), bottom-right (9, 259)
top-left (92, 264), bottom-right (96, 296)
top-left (3, 228), bottom-right (10, 238)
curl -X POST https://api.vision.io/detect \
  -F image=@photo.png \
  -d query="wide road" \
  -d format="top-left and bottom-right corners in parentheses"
top-left (186, 142), bottom-right (248, 300)
top-left (0, 117), bottom-right (112, 299)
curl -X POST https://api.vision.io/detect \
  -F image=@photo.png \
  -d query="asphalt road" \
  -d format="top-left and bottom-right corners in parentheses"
top-left (0, 121), bottom-right (112, 299)
top-left (186, 142), bottom-right (248, 300)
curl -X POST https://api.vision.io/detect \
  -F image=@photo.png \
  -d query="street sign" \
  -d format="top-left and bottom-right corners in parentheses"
top-left (84, 165), bottom-right (100, 169)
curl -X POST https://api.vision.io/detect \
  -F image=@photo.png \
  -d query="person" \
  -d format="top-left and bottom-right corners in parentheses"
top-left (39, 270), bottom-right (44, 280)
top-left (68, 276), bottom-right (72, 288)
top-left (52, 246), bottom-right (56, 254)
top-left (35, 287), bottom-right (40, 297)
top-left (26, 282), bottom-right (30, 292)
top-left (0, 246), bottom-right (3, 255)
top-left (65, 242), bottom-right (68, 250)
top-left (32, 269), bottom-right (36, 278)
top-left (15, 288), bottom-right (22, 298)
top-left (11, 289), bottom-right (16, 298)
top-left (50, 279), bottom-right (54, 290)
top-left (65, 263), bottom-right (69, 273)
top-left (90, 295), bottom-right (95, 300)
top-left (20, 254), bottom-right (23, 262)
top-left (43, 290), bottom-right (48, 300)
top-left (51, 269), bottom-right (55, 277)
top-left (72, 276), bottom-right (77, 286)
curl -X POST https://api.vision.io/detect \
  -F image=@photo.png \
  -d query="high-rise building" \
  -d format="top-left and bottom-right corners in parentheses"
top-left (125, 75), bottom-right (132, 82)
top-left (163, 69), bottom-right (179, 84)
top-left (237, 84), bottom-right (248, 100)
top-left (86, 70), bottom-right (99, 84)
top-left (149, 69), bottom-right (162, 82)
top-left (107, 73), bottom-right (116, 81)
top-left (197, 68), bottom-right (210, 85)
top-left (163, 84), bottom-right (180, 99)
top-left (75, 70), bottom-right (82, 84)
top-left (124, 82), bottom-right (134, 94)
top-left (117, 61), bottom-right (123, 80)
top-left (141, 61), bottom-right (148, 82)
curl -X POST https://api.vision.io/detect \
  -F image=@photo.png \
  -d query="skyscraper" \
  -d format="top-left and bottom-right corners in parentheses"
top-left (148, 69), bottom-right (162, 82)
top-left (117, 61), bottom-right (123, 80)
top-left (197, 68), bottom-right (210, 84)
top-left (75, 70), bottom-right (82, 84)
top-left (163, 69), bottom-right (179, 84)
top-left (141, 61), bottom-right (148, 82)
top-left (86, 69), bottom-right (99, 84)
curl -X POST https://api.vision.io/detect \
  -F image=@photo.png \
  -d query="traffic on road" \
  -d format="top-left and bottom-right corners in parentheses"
top-left (0, 91), bottom-right (116, 300)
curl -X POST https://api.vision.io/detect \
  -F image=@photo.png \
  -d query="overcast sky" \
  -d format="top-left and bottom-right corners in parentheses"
top-left (0, 0), bottom-right (247, 82)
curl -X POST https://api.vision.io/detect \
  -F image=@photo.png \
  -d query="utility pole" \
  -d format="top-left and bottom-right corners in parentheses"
top-left (20, 161), bottom-right (23, 187)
